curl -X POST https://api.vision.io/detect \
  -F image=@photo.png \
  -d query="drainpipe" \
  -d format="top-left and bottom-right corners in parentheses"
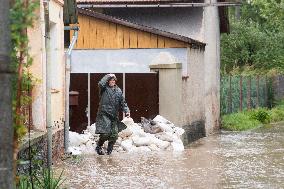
top-left (43, 0), bottom-right (52, 168)
top-left (64, 26), bottom-right (79, 152)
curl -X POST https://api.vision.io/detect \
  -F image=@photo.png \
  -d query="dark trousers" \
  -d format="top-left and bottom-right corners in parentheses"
top-left (97, 121), bottom-right (118, 147)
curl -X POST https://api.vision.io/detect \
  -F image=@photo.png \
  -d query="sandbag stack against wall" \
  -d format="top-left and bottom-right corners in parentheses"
top-left (68, 115), bottom-right (185, 155)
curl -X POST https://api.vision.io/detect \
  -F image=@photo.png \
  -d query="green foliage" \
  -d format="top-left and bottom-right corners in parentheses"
top-left (269, 100), bottom-right (284, 122)
top-left (249, 108), bottom-right (271, 123)
top-left (222, 100), bottom-right (284, 131)
top-left (35, 169), bottom-right (65, 189)
top-left (221, 0), bottom-right (284, 74)
top-left (269, 108), bottom-right (284, 122)
top-left (221, 112), bottom-right (261, 131)
top-left (10, 0), bottom-right (39, 139)
top-left (17, 169), bottom-right (65, 189)
top-left (221, 21), bottom-right (284, 74)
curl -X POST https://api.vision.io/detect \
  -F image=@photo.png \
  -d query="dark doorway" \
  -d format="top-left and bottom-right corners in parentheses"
top-left (69, 73), bottom-right (88, 133)
top-left (69, 73), bottom-right (159, 132)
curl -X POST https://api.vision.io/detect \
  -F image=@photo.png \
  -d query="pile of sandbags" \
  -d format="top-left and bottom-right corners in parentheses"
top-left (118, 115), bottom-right (185, 153)
top-left (68, 124), bottom-right (99, 155)
top-left (67, 115), bottom-right (185, 155)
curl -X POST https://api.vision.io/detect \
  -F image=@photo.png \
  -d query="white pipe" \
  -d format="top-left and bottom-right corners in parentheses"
top-left (64, 29), bottom-right (79, 152)
top-left (43, 0), bottom-right (52, 168)
top-left (88, 72), bottom-right (90, 126)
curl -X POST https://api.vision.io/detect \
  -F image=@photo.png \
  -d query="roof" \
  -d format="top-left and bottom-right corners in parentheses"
top-left (78, 8), bottom-right (206, 48)
top-left (77, 0), bottom-right (199, 4)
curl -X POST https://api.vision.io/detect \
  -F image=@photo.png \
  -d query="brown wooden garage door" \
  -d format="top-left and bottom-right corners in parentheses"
top-left (70, 73), bottom-right (159, 133)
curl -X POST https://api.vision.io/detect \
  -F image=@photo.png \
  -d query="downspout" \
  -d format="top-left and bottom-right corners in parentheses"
top-left (64, 26), bottom-right (79, 152)
top-left (43, 0), bottom-right (52, 168)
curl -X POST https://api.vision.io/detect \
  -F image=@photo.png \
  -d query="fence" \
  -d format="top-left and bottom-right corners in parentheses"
top-left (220, 75), bottom-right (274, 115)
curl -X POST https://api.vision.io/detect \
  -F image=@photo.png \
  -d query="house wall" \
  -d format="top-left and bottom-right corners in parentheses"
top-left (27, 0), bottom-right (65, 131)
top-left (103, 7), bottom-right (204, 41)
top-left (74, 14), bottom-right (188, 49)
top-left (102, 6), bottom-right (221, 135)
top-left (203, 0), bottom-right (220, 134)
top-left (49, 0), bottom-right (65, 127)
top-left (181, 48), bottom-right (206, 144)
top-left (150, 63), bottom-right (183, 126)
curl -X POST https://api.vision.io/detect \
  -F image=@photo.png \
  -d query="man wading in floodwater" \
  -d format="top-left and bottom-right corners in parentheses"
top-left (95, 74), bottom-right (130, 155)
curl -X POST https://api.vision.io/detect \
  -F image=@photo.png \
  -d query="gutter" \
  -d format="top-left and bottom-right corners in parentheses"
top-left (78, 2), bottom-right (241, 8)
top-left (64, 26), bottom-right (79, 152)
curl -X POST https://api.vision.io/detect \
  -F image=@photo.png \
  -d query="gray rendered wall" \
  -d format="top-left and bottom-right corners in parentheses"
top-left (103, 7), bottom-right (204, 41)
top-left (203, 1), bottom-right (220, 135)
top-left (181, 48), bottom-right (206, 144)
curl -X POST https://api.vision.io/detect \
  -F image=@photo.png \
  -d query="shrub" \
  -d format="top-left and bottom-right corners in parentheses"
top-left (221, 112), bottom-right (261, 131)
top-left (249, 108), bottom-right (271, 124)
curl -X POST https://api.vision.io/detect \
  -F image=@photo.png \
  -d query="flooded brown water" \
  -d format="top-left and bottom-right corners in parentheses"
top-left (54, 123), bottom-right (284, 189)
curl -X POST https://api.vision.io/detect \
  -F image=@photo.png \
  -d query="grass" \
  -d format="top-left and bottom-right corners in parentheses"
top-left (221, 112), bottom-right (261, 131)
top-left (221, 100), bottom-right (284, 131)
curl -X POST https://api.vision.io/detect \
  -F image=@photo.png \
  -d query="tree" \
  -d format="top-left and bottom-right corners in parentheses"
top-left (221, 0), bottom-right (284, 75)
top-left (0, 0), bottom-right (14, 188)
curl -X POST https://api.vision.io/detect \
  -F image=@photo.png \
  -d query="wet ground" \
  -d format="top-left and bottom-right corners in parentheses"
top-left (54, 123), bottom-right (284, 189)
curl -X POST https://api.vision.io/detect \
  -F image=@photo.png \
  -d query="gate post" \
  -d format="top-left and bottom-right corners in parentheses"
top-left (149, 63), bottom-right (182, 126)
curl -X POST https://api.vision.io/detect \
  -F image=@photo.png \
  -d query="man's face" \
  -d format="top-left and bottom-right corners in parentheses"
top-left (108, 78), bottom-right (116, 87)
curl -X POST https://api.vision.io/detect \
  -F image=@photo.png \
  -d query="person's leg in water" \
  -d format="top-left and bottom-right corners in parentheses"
top-left (96, 134), bottom-right (109, 155)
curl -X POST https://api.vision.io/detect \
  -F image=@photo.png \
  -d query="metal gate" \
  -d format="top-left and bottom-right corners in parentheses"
top-left (69, 73), bottom-right (159, 133)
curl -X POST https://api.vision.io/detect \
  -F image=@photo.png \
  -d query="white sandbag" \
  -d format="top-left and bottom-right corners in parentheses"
top-left (150, 137), bottom-right (170, 149)
top-left (69, 131), bottom-right (89, 147)
top-left (116, 146), bottom-right (124, 153)
top-left (122, 117), bottom-right (135, 126)
top-left (153, 115), bottom-right (171, 124)
top-left (132, 135), bottom-right (152, 147)
top-left (116, 137), bottom-right (122, 145)
top-left (148, 144), bottom-right (160, 151)
top-left (86, 123), bottom-right (96, 135)
top-left (118, 128), bottom-right (133, 139)
top-left (156, 122), bottom-right (174, 133)
top-left (171, 139), bottom-right (185, 151)
top-left (136, 146), bottom-right (151, 152)
top-left (128, 146), bottom-right (138, 153)
top-left (173, 127), bottom-right (185, 136)
top-left (155, 132), bottom-right (174, 142)
top-left (80, 145), bottom-right (96, 154)
top-left (121, 139), bottom-right (134, 152)
top-left (86, 140), bottom-right (96, 147)
top-left (68, 146), bottom-right (82, 155)
top-left (127, 124), bottom-right (146, 137)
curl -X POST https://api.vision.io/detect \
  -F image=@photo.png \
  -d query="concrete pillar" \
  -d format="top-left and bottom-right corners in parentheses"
top-left (150, 63), bottom-right (182, 126)
top-left (203, 0), bottom-right (221, 135)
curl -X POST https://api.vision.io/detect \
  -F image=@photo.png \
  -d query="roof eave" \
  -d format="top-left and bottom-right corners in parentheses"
top-left (78, 8), bottom-right (206, 48)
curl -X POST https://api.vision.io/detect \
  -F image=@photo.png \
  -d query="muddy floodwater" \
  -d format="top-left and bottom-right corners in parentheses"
top-left (54, 123), bottom-right (284, 189)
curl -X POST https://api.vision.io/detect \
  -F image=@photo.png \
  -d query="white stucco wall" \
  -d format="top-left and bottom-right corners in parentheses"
top-left (28, 0), bottom-right (65, 131)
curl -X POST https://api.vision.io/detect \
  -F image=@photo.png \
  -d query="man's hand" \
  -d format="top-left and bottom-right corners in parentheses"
top-left (125, 112), bottom-right (130, 118)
